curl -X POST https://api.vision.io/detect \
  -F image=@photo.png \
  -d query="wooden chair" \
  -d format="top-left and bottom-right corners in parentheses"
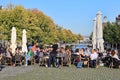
top-left (4, 57), bottom-right (12, 66)
top-left (95, 58), bottom-right (99, 68)
top-left (63, 54), bottom-right (71, 67)
top-left (40, 56), bottom-right (49, 67)
top-left (71, 54), bottom-right (79, 65)
top-left (30, 56), bottom-right (35, 65)
top-left (109, 58), bottom-right (120, 68)
top-left (14, 55), bottom-right (22, 66)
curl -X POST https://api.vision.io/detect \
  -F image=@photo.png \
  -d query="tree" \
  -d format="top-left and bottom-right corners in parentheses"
top-left (0, 4), bottom-right (83, 46)
top-left (103, 22), bottom-right (120, 48)
top-left (89, 32), bottom-right (93, 40)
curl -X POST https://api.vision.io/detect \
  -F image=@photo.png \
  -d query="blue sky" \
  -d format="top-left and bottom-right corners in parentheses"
top-left (0, 0), bottom-right (120, 36)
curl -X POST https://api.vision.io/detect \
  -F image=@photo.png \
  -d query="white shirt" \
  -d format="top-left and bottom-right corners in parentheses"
top-left (90, 52), bottom-right (98, 60)
top-left (74, 52), bottom-right (80, 55)
top-left (85, 50), bottom-right (91, 56)
top-left (112, 54), bottom-right (120, 60)
top-left (103, 52), bottom-right (107, 58)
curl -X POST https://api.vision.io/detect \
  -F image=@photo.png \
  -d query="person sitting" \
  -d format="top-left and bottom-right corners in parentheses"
top-left (0, 54), bottom-right (5, 71)
top-left (102, 49), bottom-right (111, 66)
top-left (90, 49), bottom-right (98, 68)
top-left (85, 48), bottom-right (91, 56)
top-left (12, 48), bottom-right (20, 66)
top-left (56, 47), bottom-right (65, 68)
top-left (80, 48), bottom-right (89, 67)
top-left (95, 48), bottom-right (103, 67)
top-left (112, 50), bottom-right (120, 60)
top-left (63, 48), bottom-right (72, 67)
top-left (74, 49), bottom-right (83, 68)
top-left (72, 49), bottom-right (80, 65)
top-left (35, 47), bottom-right (41, 63)
top-left (25, 49), bottom-right (34, 66)
top-left (110, 50), bottom-right (120, 68)
top-left (6, 48), bottom-right (13, 65)
top-left (42, 49), bottom-right (49, 67)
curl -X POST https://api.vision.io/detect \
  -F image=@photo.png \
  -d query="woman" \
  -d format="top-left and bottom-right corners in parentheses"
top-left (64, 48), bottom-right (72, 66)
top-left (25, 49), bottom-right (34, 66)
top-left (74, 48), bottom-right (80, 55)
top-left (81, 48), bottom-right (89, 67)
top-left (74, 49), bottom-right (83, 68)
top-left (42, 49), bottom-right (49, 67)
top-left (6, 48), bottom-right (13, 66)
top-left (110, 50), bottom-right (120, 68)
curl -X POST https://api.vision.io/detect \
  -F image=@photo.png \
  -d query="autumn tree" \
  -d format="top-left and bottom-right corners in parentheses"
top-left (0, 4), bottom-right (83, 46)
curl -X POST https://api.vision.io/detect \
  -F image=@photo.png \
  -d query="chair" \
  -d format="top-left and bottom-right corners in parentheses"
top-left (95, 58), bottom-right (99, 68)
top-left (63, 54), bottom-right (71, 67)
top-left (109, 58), bottom-right (120, 68)
top-left (40, 56), bottom-right (49, 67)
top-left (82, 57), bottom-right (89, 68)
top-left (71, 54), bottom-right (79, 65)
top-left (89, 58), bottom-right (98, 68)
top-left (4, 57), bottom-right (12, 66)
top-left (14, 55), bottom-right (22, 66)
top-left (30, 56), bottom-right (35, 65)
top-left (105, 56), bottom-right (113, 68)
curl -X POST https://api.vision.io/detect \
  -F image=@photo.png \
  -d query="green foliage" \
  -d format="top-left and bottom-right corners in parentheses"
top-left (89, 32), bottom-right (93, 40)
top-left (103, 22), bottom-right (120, 44)
top-left (0, 4), bottom-right (83, 45)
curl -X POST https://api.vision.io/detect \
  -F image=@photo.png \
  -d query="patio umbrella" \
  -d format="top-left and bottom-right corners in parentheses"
top-left (10, 27), bottom-right (17, 54)
top-left (92, 17), bottom-right (97, 49)
top-left (96, 11), bottom-right (104, 52)
top-left (22, 29), bottom-right (28, 53)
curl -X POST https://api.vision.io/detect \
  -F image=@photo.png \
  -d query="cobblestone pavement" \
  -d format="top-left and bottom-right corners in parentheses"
top-left (0, 65), bottom-right (120, 80)
top-left (0, 65), bottom-right (35, 79)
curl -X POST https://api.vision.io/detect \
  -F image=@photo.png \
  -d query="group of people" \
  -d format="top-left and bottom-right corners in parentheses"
top-left (74, 48), bottom-right (120, 69)
top-left (0, 43), bottom-right (120, 71)
top-left (25, 44), bottom-right (71, 68)
top-left (0, 44), bottom-right (27, 71)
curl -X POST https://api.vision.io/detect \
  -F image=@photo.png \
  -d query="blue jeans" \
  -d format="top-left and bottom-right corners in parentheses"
top-left (48, 56), bottom-right (56, 67)
top-left (25, 56), bottom-right (30, 66)
top-left (77, 61), bottom-right (83, 68)
top-left (0, 64), bottom-right (4, 71)
top-left (90, 60), bottom-right (96, 68)
top-left (56, 57), bottom-right (63, 67)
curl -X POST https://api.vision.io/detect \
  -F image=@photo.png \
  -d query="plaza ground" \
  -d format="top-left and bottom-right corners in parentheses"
top-left (0, 65), bottom-right (120, 80)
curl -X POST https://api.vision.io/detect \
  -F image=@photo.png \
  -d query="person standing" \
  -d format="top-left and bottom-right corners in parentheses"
top-left (48, 44), bottom-right (58, 67)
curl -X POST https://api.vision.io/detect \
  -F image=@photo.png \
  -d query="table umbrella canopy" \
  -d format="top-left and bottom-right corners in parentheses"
top-left (96, 11), bottom-right (104, 52)
top-left (92, 17), bottom-right (97, 49)
top-left (10, 27), bottom-right (17, 54)
top-left (22, 29), bottom-right (28, 53)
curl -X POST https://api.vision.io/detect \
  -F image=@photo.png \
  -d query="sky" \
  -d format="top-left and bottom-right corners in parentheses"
top-left (0, 0), bottom-right (120, 36)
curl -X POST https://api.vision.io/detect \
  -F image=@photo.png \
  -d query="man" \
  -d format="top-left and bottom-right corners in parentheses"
top-left (90, 49), bottom-right (98, 68)
top-left (48, 44), bottom-right (58, 67)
